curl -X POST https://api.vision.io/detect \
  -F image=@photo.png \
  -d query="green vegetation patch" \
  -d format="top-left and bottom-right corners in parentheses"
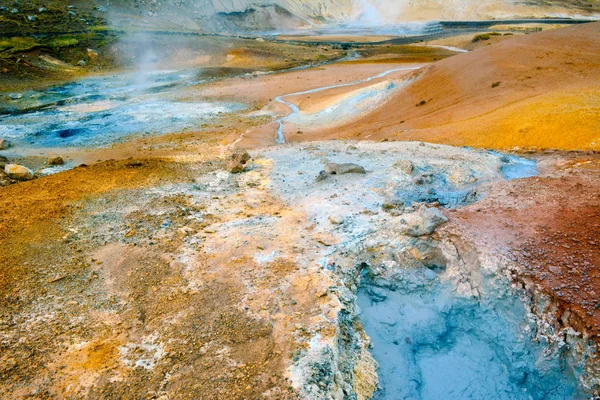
top-left (472, 34), bottom-right (490, 43)
top-left (48, 37), bottom-right (79, 51)
top-left (0, 37), bottom-right (41, 53)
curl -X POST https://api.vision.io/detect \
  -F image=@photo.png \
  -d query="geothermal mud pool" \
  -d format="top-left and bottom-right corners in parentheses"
top-left (258, 141), bottom-right (585, 399)
top-left (0, 69), bottom-right (243, 149)
top-left (358, 260), bottom-right (578, 400)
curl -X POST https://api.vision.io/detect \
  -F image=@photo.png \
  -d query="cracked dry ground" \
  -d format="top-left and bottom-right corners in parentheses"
top-left (0, 147), bottom-right (599, 399)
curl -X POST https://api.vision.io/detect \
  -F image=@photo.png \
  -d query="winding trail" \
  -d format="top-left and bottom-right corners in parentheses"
top-left (274, 66), bottom-right (422, 143)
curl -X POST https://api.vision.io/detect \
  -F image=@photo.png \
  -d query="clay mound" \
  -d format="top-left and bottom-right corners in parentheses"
top-left (307, 22), bottom-right (600, 151)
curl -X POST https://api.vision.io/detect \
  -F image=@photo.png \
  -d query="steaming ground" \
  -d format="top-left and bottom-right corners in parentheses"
top-left (1, 22), bottom-right (599, 400)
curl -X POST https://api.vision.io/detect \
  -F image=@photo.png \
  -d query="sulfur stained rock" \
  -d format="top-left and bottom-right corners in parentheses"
top-left (227, 152), bottom-right (251, 173)
top-left (4, 164), bottom-right (34, 181)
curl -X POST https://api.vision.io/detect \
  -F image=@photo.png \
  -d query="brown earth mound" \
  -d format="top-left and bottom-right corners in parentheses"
top-left (297, 23), bottom-right (600, 151)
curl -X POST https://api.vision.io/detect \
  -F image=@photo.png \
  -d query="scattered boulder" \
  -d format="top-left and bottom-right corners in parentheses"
top-left (27, 15), bottom-right (37, 21)
top-left (0, 155), bottom-right (9, 167)
top-left (227, 151), bottom-right (251, 173)
top-left (318, 162), bottom-right (366, 180)
top-left (419, 205), bottom-right (448, 235)
top-left (393, 160), bottom-right (414, 175)
top-left (324, 163), bottom-right (366, 175)
top-left (4, 164), bottom-right (34, 181)
top-left (0, 139), bottom-right (11, 150)
top-left (8, 93), bottom-right (21, 101)
top-left (48, 156), bottom-right (64, 166)
top-left (398, 205), bottom-right (448, 237)
top-left (77, 60), bottom-right (87, 67)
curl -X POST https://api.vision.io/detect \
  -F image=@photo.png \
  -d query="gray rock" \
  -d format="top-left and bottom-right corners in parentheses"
top-left (38, 7), bottom-right (47, 12)
top-left (10, 8), bottom-right (18, 14)
top-left (419, 205), bottom-right (448, 234)
top-left (323, 163), bottom-right (366, 175)
top-left (8, 93), bottom-right (22, 100)
top-left (0, 139), bottom-right (11, 150)
top-left (316, 170), bottom-right (329, 182)
top-left (398, 205), bottom-right (448, 237)
top-left (27, 15), bottom-right (37, 21)
top-left (4, 164), bottom-right (34, 181)
top-left (393, 159), bottom-right (414, 175)
top-left (77, 60), bottom-right (87, 67)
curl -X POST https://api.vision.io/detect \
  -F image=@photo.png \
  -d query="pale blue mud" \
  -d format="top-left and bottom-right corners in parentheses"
top-left (0, 70), bottom-right (243, 148)
top-left (490, 151), bottom-right (538, 180)
top-left (358, 269), bottom-right (581, 400)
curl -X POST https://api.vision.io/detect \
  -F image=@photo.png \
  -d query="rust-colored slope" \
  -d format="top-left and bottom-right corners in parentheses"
top-left (295, 23), bottom-right (600, 151)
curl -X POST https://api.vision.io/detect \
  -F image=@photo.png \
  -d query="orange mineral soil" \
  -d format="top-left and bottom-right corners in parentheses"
top-left (285, 23), bottom-right (600, 151)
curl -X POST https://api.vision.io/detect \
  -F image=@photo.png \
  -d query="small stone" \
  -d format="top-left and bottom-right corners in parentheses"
top-left (4, 164), bottom-right (34, 181)
top-left (8, 93), bottom-right (21, 101)
top-left (0, 155), bottom-right (9, 167)
top-left (39, 7), bottom-right (47, 12)
top-left (204, 227), bottom-right (216, 234)
top-left (87, 48), bottom-right (99, 59)
top-left (0, 139), bottom-right (10, 150)
top-left (48, 156), bottom-right (64, 166)
top-left (316, 170), bottom-right (329, 182)
top-left (329, 215), bottom-right (345, 225)
top-left (27, 15), bottom-right (37, 21)
top-left (382, 200), bottom-right (404, 213)
top-left (77, 60), bottom-right (87, 67)
top-left (11, 8), bottom-right (18, 14)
